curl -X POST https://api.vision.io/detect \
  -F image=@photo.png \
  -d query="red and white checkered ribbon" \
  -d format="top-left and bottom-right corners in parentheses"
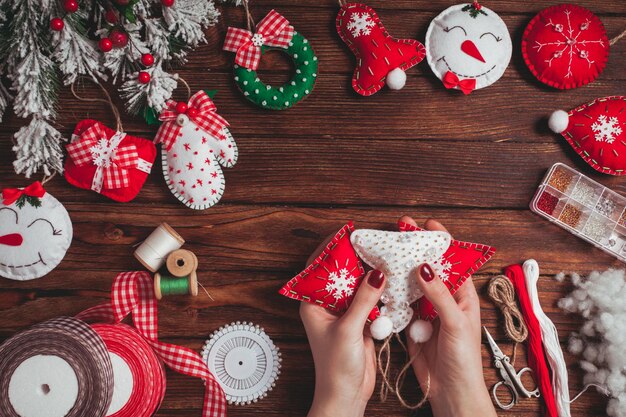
top-left (67, 124), bottom-right (138, 193)
top-left (76, 271), bottom-right (227, 417)
top-left (155, 91), bottom-right (230, 152)
top-left (223, 9), bottom-right (294, 70)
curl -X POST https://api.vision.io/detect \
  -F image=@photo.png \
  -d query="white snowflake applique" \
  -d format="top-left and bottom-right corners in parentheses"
top-left (534, 9), bottom-right (605, 78)
top-left (592, 115), bottom-right (623, 144)
top-left (325, 268), bottom-right (357, 301)
top-left (347, 12), bottom-right (374, 38)
top-left (90, 138), bottom-right (118, 167)
top-left (431, 257), bottom-right (453, 282)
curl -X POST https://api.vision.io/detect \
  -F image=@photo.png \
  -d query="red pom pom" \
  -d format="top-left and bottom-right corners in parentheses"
top-left (110, 30), bottom-right (128, 48)
top-left (50, 18), bottom-right (64, 31)
top-left (104, 9), bottom-right (118, 24)
top-left (138, 72), bottom-right (151, 84)
top-left (161, 0), bottom-right (174, 7)
top-left (63, 0), bottom-right (78, 13)
top-left (186, 108), bottom-right (199, 118)
top-left (99, 38), bottom-right (113, 52)
top-left (175, 102), bottom-right (188, 114)
top-left (141, 53), bottom-right (154, 67)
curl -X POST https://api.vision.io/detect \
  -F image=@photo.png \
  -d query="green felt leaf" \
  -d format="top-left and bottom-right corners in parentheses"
top-left (144, 107), bottom-right (160, 126)
top-left (204, 90), bottom-right (217, 99)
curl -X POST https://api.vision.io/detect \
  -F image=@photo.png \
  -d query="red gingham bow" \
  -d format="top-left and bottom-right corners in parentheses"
top-left (155, 91), bottom-right (230, 152)
top-left (76, 271), bottom-right (227, 417)
top-left (223, 9), bottom-right (294, 70)
top-left (66, 123), bottom-right (138, 191)
top-left (2, 181), bottom-right (46, 206)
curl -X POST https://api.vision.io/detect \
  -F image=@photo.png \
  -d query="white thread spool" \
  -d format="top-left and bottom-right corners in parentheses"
top-left (134, 223), bottom-right (185, 272)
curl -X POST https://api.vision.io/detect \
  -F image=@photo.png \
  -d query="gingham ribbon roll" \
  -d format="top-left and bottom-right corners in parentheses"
top-left (223, 9), bottom-right (294, 70)
top-left (90, 324), bottom-right (166, 417)
top-left (155, 91), bottom-right (230, 152)
top-left (0, 316), bottom-right (114, 417)
top-left (66, 123), bottom-right (138, 192)
top-left (77, 271), bottom-right (227, 417)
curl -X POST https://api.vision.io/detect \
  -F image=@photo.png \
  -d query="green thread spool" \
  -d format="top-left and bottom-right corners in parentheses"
top-left (154, 271), bottom-right (198, 300)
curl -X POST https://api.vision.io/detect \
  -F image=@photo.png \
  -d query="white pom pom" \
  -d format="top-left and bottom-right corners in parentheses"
top-left (386, 68), bottom-right (406, 90)
top-left (370, 316), bottom-right (394, 340)
top-left (408, 319), bottom-right (433, 343)
top-left (549, 110), bottom-right (569, 133)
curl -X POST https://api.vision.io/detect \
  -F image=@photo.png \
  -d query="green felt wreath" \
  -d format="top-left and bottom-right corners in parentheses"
top-left (233, 32), bottom-right (318, 110)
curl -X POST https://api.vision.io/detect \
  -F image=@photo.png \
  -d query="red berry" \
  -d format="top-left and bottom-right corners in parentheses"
top-left (141, 53), bottom-right (154, 67)
top-left (138, 72), bottom-right (151, 84)
top-left (110, 30), bottom-right (128, 48)
top-left (104, 9), bottom-right (118, 24)
top-left (161, 0), bottom-right (174, 7)
top-left (99, 38), bottom-right (113, 52)
top-left (50, 18), bottom-right (64, 31)
top-left (63, 0), bottom-right (78, 13)
top-left (186, 108), bottom-right (199, 118)
top-left (114, 0), bottom-right (130, 5)
top-left (175, 102), bottom-right (188, 114)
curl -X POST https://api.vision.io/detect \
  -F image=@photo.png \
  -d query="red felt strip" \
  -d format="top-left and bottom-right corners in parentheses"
top-left (505, 264), bottom-right (557, 417)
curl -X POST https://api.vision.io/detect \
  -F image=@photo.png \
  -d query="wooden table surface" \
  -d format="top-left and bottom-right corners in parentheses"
top-left (1, 1), bottom-right (624, 416)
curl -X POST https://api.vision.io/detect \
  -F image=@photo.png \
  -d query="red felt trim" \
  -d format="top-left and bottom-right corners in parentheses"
top-left (521, 4), bottom-right (609, 90)
top-left (64, 120), bottom-right (156, 202)
top-left (560, 96), bottom-right (626, 176)
top-left (398, 221), bottom-right (496, 321)
top-left (336, 3), bottom-right (426, 96)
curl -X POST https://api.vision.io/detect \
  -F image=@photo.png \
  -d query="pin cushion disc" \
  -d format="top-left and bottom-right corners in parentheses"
top-left (202, 322), bottom-right (281, 405)
top-left (233, 32), bottom-right (318, 110)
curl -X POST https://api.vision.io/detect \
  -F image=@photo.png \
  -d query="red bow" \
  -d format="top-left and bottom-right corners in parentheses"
top-left (442, 71), bottom-right (476, 95)
top-left (76, 271), bottom-right (227, 417)
top-left (66, 123), bottom-right (138, 192)
top-left (223, 9), bottom-right (294, 70)
top-left (156, 91), bottom-right (230, 152)
top-left (2, 181), bottom-right (46, 206)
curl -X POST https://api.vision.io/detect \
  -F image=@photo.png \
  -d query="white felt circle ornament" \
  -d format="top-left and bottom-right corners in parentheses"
top-left (0, 182), bottom-right (72, 281)
top-left (425, 2), bottom-right (512, 94)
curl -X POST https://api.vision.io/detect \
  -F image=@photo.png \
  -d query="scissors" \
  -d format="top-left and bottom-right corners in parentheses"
top-left (483, 326), bottom-right (540, 409)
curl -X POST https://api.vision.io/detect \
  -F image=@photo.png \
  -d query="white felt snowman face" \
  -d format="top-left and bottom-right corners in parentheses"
top-left (426, 3), bottom-right (512, 92)
top-left (0, 187), bottom-right (72, 280)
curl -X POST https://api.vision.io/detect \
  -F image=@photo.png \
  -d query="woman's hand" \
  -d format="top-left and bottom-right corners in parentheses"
top-left (402, 216), bottom-right (497, 417)
top-left (301, 241), bottom-right (386, 417)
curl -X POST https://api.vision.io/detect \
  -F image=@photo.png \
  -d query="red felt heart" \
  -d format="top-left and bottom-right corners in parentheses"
top-left (461, 40), bottom-right (485, 63)
top-left (398, 221), bottom-right (496, 321)
top-left (559, 96), bottom-right (626, 175)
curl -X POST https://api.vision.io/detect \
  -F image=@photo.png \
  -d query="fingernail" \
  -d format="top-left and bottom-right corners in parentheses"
top-left (367, 270), bottom-right (385, 288)
top-left (420, 264), bottom-right (435, 282)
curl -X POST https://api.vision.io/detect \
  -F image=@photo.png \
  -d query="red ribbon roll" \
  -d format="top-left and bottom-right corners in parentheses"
top-left (91, 324), bottom-right (166, 417)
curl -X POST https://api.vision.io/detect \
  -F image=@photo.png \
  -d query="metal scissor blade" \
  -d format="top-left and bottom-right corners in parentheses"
top-left (483, 326), bottom-right (506, 360)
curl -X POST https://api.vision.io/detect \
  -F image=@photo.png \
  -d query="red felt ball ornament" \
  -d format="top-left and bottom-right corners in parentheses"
top-left (522, 4), bottom-right (609, 89)
top-left (104, 9), bottom-right (118, 24)
top-left (50, 18), bottom-right (64, 31)
top-left (138, 72), bottom-right (151, 84)
top-left (99, 38), bottom-right (113, 52)
top-left (110, 30), bottom-right (128, 48)
top-left (186, 108), bottom-right (199, 118)
top-left (63, 0), bottom-right (79, 13)
top-left (161, 0), bottom-right (174, 7)
top-left (175, 102), bottom-right (188, 114)
top-left (141, 53), bottom-right (154, 67)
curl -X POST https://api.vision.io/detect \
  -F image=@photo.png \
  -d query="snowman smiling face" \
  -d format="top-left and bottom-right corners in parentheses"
top-left (0, 185), bottom-right (72, 281)
top-left (426, 3), bottom-right (512, 91)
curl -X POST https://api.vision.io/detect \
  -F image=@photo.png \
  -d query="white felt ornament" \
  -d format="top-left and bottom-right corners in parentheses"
top-left (425, 2), bottom-right (512, 94)
top-left (351, 229), bottom-right (451, 339)
top-left (0, 182), bottom-right (72, 281)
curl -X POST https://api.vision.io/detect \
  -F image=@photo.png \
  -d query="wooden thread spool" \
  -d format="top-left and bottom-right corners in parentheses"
top-left (134, 223), bottom-right (184, 272)
top-left (166, 249), bottom-right (198, 278)
top-left (154, 271), bottom-right (198, 300)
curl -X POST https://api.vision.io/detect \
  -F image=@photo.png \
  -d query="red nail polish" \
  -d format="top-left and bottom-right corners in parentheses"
top-left (420, 264), bottom-right (435, 282)
top-left (368, 270), bottom-right (385, 288)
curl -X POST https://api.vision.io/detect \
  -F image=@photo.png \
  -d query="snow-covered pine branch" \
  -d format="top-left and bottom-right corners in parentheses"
top-left (119, 64), bottom-right (178, 115)
top-left (13, 117), bottom-right (66, 178)
top-left (144, 18), bottom-right (174, 61)
top-left (163, 0), bottom-right (220, 47)
top-left (101, 23), bottom-right (150, 82)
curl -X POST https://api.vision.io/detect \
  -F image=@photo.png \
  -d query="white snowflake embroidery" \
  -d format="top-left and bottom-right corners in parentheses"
top-left (347, 12), bottom-right (374, 38)
top-left (592, 115), bottom-right (623, 144)
top-left (325, 268), bottom-right (357, 301)
top-left (533, 8), bottom-right (605, 79)
top-left (431, 257), bottom-right (453, 282)
top-left (90, 139), bottom-right (118, 167)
